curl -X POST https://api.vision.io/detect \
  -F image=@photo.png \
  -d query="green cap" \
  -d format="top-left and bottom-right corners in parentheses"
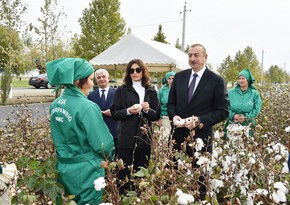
top-left (238, 68), bottom-right (256, 89)
top-left (46, 58), bottom-right (94, 87)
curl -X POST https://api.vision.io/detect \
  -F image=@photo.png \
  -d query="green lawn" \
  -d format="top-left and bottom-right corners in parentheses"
top-left (12, 77), bottom-right (30, 88)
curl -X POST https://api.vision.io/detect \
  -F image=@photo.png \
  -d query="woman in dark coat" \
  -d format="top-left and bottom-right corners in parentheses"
top-left (110, 59), bottom-right (160, 194)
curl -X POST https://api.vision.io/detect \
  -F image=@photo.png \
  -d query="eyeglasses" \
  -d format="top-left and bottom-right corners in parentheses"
top-left (129, 67), bottom-right (142, 74)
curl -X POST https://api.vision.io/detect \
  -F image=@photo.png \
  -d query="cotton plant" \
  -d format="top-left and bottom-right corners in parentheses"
top-left (205, 123), bottom-right (290, 204)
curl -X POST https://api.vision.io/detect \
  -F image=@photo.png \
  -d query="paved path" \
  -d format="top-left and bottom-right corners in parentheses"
top-left (10, 87), bottom-right (54, 97)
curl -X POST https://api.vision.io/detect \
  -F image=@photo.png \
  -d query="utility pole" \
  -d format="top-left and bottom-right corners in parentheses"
top-left (181, 2), bottom-right (190, 52)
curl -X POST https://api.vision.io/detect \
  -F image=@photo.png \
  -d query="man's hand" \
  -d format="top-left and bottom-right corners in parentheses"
top-left (184, 116), bottom-right (199, 130)
top-left (101, 109), bottom-right (111, 116)
top-left (173, 115), bottom-right (185, 127)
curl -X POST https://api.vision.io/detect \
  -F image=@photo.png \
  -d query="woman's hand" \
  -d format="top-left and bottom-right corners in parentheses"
top-left (141, 102), bottom-right (150, 112)
top-left (128, 104), bottom-right (142, 114)
top-left (234, 114), bottom-right (247, 123)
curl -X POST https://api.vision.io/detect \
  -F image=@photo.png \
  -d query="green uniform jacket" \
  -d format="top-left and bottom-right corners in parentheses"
top-left (224, 86), bottom-right (262, 137)
top-left (158, 85), bottom-right (170, 117)
top-left (50, 87), bottom-right (114, 205)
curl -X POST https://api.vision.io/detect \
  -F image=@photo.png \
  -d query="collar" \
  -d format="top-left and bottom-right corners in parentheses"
top-left (191, 66), bottom-right (206, 78)
top-left (99, 86), bottom-right (109, 92)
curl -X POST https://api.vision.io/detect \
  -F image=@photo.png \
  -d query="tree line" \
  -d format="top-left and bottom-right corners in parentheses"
top-left (0, 0), bottom-right (289, 105)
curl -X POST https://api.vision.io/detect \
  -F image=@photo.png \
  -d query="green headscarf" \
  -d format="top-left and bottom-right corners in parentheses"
top-left (238, 68), bottom-right (256, 89)
top-left (165, 71), bottom-right (176, 81)
top-left (46, 58), bottom-right (94, 91)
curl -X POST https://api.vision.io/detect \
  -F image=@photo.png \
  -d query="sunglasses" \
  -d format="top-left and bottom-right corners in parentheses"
top-left (129, 67), bottom-right (142, 74)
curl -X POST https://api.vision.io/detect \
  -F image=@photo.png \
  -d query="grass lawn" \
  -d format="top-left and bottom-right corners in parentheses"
top-left (12, 77), bottom-right (30, 88)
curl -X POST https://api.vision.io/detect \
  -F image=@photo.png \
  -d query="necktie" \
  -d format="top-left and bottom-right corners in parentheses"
top-left (101, 89), bottom-right (106, 107)
top-left (188, 73), bottom-right (198, 103)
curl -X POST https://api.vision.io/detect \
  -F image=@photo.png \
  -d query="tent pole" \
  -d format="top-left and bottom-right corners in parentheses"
top-left (114, 64), bottom-right (117, 87)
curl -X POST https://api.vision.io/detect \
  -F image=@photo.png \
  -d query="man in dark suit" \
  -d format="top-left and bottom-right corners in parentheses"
top-left (88, 69), bottom-right (119, 158)
top-left (167, 44), bottom-right (229, 199)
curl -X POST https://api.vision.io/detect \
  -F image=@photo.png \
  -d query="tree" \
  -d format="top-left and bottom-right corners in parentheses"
top-left (218, 46), bottom-right (262, 85)
top-left (0, 0), bottom-right (27, 105)
top-left (34, 0), bottom-right (67, 70)
top-left (73, 0), bottom-right (125, 60)
top-left (153, 25), bottom-right (169, 44)
top-left (175, 38), bottom-right (182, 50)
top-left (265, 65), bottom-right (289, 83)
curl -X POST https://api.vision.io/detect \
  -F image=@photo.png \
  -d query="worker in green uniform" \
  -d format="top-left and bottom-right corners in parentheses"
top-left (224, 68), bottom-right (262, 137)
top-left (47, 58), bottom-right (114, 205)
top-left (157, 71), bottom-right (175, 138)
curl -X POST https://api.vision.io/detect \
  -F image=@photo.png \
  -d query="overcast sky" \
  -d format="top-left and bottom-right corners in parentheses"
top-left (23, 0), bottom-right (290, 73)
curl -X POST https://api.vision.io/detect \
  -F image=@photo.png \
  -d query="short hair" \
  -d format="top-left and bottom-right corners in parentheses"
top-left (95, 68), bottom-right (109, 78)
top-left (190, 44), bottom-right (207, 54)
top-left (124, 59), bottom-right (150, 87)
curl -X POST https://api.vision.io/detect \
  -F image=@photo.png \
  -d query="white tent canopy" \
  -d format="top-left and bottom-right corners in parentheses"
top-left (89, 33), bottom-right (189, 72)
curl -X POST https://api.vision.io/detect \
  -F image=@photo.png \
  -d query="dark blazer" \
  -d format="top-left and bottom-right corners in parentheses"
top-left (88, 87), bottom-right (118, 138)
top-left (167, 67), bottom-right (229, 153)
top-left (110, 85), bottom-right (160, 148)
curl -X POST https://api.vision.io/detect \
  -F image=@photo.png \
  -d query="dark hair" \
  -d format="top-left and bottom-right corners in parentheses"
top-left (76, 75), bottom-right (90, 88)
top-left (190, 43), bottom-right (207, 54)
top-left (124, 59), bottom-right (150, 87)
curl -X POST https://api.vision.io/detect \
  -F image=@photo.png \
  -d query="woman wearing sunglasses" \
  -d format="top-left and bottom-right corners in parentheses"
top-left (110, 59), bottom-right (161, 195)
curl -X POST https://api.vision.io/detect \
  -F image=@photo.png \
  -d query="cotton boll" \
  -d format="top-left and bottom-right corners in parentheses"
top-left (256, 188), bottom-right (268, 196)
top-left (195, 138), bottom-right (204, 151)
top-left (274, 154), bottom-right (282, 161)
top-left (175, 189), bottom-right (183, 197)
top-left (94, 177), bottom-right (106, 191)
top-left (177, 196), bottom-right (188, 205)
top-left (281, 162), bottom-right (289, 173)
top-left (181, 193), bottom-right (194, 203)
top-left (274, 182), bottom-right (288, 193)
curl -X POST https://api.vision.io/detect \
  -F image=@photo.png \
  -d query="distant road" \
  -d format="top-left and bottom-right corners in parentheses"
top-left (0, 102), bottom-right (51, 128)
top-left (0, 87), bottom-right (53, 128)
top-left (11, 87), bottom-right (54, 97)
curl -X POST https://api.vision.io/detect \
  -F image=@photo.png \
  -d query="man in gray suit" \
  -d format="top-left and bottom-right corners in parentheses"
top-left (167, 43), bottom-right (229, 199)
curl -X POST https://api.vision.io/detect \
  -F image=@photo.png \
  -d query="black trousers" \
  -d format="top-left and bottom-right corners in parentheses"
top-left (117, 147), bottom-right (151, 195)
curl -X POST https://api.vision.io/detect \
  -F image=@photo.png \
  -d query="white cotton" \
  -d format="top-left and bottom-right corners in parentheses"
top-left (212, 150), bottom-right (219, 159)
top-left (248, 157), bottom-right (256, 165)
top-left (285, 126), bottom-right (290, 133)
top-left (240, 186), bottom-right (247, 196)
top-left (196, 156), bottom-right (210, 166)
top-left (177, 196), bottom-right (188, 205)
top-left (211, 179), bottom-right (224, 191)
top-left (181, 193), bottom-right (194, 203)
top-left (246, 195), bottom-right (254, 205)
top-left (214, 130), bottom-right (220, 139)
top-left (274, 155), bottom-right (282, 161)
top-left (177, 193), bottom-right (194, 205)
top-left (281, 162), bottom-right (289, 173)
top-left (274, 182), bottom-right (288, 193)
top-left (272, 189), bottom-right (287, 203)
top-left (256, 188), bottom-right (268, 196)
top-left (94, 177), bottom-right (106, 191)
top-left (195, 138), bottom-right (204, 151)
top-left (99, 203), bottom-right (113, 205)
top-left (175, 189), bottom-right (183, 197)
